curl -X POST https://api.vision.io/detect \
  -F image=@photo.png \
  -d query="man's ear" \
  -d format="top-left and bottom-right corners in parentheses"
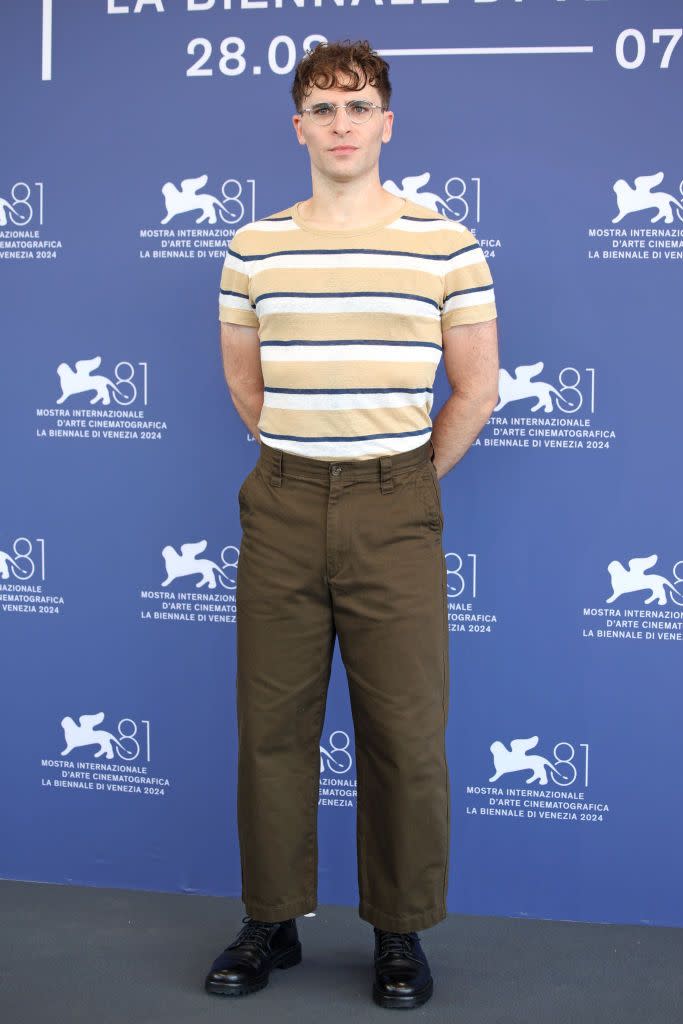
top-left (292, 114), bottom-right (306, 145)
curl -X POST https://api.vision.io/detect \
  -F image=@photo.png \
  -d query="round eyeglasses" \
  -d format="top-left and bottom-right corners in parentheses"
top-left (299, 100), bottom-right (386, 126)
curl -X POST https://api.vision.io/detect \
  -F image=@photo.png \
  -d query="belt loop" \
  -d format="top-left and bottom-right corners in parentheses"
top-left (379, 454), bottom-right (394, 494)
top-left (270, 448), bottom-right (283, 487)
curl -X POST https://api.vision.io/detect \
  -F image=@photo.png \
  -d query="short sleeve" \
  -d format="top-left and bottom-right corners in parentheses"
top-left (218, 230), bottom-right (259, 327)
top-left (440, 227), bottom-right (497, 330)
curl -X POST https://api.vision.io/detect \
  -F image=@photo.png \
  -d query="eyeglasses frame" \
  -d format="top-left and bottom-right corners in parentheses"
top-left (298, 100), bottom-right (387, 125)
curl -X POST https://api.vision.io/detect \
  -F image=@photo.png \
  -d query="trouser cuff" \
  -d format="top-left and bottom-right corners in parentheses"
top-left (244, 895), bottom-right (316, 922)
top-left (358, 900), bottom-right (447, 932)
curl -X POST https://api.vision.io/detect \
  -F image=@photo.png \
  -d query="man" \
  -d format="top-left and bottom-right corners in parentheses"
top-left (205, 38), bottom-right (498, 1009)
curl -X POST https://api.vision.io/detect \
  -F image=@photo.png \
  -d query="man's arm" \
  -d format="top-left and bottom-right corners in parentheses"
top-left (219, 321), bottom-right (264, 443)
top-left (430, 319), bottom-right (499, 479)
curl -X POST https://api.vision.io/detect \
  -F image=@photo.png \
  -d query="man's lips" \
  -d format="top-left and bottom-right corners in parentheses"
top-left (330, 146), bottom-right (357, 152)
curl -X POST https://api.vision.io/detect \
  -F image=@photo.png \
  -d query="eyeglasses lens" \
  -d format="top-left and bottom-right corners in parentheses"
top-left (309, 102), bottom-right (375, 126)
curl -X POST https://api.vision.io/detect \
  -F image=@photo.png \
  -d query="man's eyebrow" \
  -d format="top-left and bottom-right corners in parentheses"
top-left (310, 97), bottom-right (372, 105)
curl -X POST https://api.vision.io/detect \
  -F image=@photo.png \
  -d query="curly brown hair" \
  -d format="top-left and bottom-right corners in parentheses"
top-left (290, 39), bottom-right (392, 113)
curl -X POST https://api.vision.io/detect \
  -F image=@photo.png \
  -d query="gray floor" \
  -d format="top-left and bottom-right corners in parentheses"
top-left (1, 879), bottom-right (681, 1023)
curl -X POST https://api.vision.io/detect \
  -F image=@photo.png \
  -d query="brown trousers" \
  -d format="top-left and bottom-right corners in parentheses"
top-left (235, 437), bottom-right (450, 932)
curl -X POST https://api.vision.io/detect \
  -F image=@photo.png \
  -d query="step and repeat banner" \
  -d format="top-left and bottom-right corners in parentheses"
top-left (2, 1), bottom-right (682, 927)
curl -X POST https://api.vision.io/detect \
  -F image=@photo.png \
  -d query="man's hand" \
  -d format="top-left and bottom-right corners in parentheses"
top-left (219, 321), bottom-right (264, 441)
top-left (431, 319), bottom-right (499, 477)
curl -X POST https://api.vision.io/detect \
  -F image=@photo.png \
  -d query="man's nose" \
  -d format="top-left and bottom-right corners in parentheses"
top-left (332, 106), bottom-right (355, 127)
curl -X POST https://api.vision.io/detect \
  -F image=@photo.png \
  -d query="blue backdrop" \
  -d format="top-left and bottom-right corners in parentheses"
top-left (2, 0), bottom-right (682, 928)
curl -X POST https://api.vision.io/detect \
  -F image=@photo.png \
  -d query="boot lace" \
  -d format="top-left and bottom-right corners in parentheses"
top-left (376, 929), bottom-right (417, 958)
top-left (227, 915), bottom-right (275, 955)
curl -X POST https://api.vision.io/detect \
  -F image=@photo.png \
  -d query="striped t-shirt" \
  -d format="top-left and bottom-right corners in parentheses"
top-left (218, 196), bottom-right (497, 461)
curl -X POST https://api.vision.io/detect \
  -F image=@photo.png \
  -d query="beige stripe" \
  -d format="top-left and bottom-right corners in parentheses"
top-left (441, 300), bottom-right (497, 329)
top-left (259, 403), bottom-right (431, 440)
top-left (261, 357), bottom-right (438, 388)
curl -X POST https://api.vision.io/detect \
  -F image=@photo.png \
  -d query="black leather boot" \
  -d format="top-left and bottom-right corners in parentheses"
top-left (372, 927), bottom-right (434, 1009)
top-left (204, 915), bottom-right (302, 997)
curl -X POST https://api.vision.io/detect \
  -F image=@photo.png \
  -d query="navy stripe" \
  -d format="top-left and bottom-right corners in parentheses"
top-left (264, 385), bottom-right (434, 395)
top-left (258, 212), bottom-right (450, 227)
top-left (259, 339), bottom-right (441, 350)
top-left (236, 242), bottom-right (480, 263)
top-left (260, 426), bottom-right (433, 443)
top-left (254, 290), bottom-right (440, 310)
top-left (219, 287), bottom-right (249, 300)
top-left (444, 282), bottom-right (495, 301)
top-left (400, 213), bottom-right (450, 223)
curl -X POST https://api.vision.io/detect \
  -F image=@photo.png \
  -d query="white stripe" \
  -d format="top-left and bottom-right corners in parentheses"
top-left (256, 294), bottom-right (439, 319)
top-left (239, 209), bottom-right (469, 236)
top-left (237, 249), bottom-right (478, 276)
top-left (243, 219), bottom-right (300, 235)
top-left (393, 214), bottom-right (468, 233)
top-left (42, 0), bottom-right (52, 81)
top-left (260, 434), bottom-right (432, 460)
top-left (222, 249), bottom-right (248, 273)
top-left (443, 286), bottom-right (496, 313)
top-left (219, 293), bottom-right (252, 314)
top-left (260, 343), bottom-right (441, 363)
top-left (263, 391), bottom-right (434, 412)
top-left (443, 246), bottom-right (488, 273)
top-left (378, 45), bottom-right (594, 54)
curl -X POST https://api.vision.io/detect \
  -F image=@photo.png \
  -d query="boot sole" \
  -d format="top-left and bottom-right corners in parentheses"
top-left (205, 942), bottom-right (302, 997)
top-left (372, 976), bottom-right (434, 1009)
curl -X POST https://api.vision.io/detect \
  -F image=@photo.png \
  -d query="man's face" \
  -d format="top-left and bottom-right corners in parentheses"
top-left (292, 74), bottom-right (394, 182)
